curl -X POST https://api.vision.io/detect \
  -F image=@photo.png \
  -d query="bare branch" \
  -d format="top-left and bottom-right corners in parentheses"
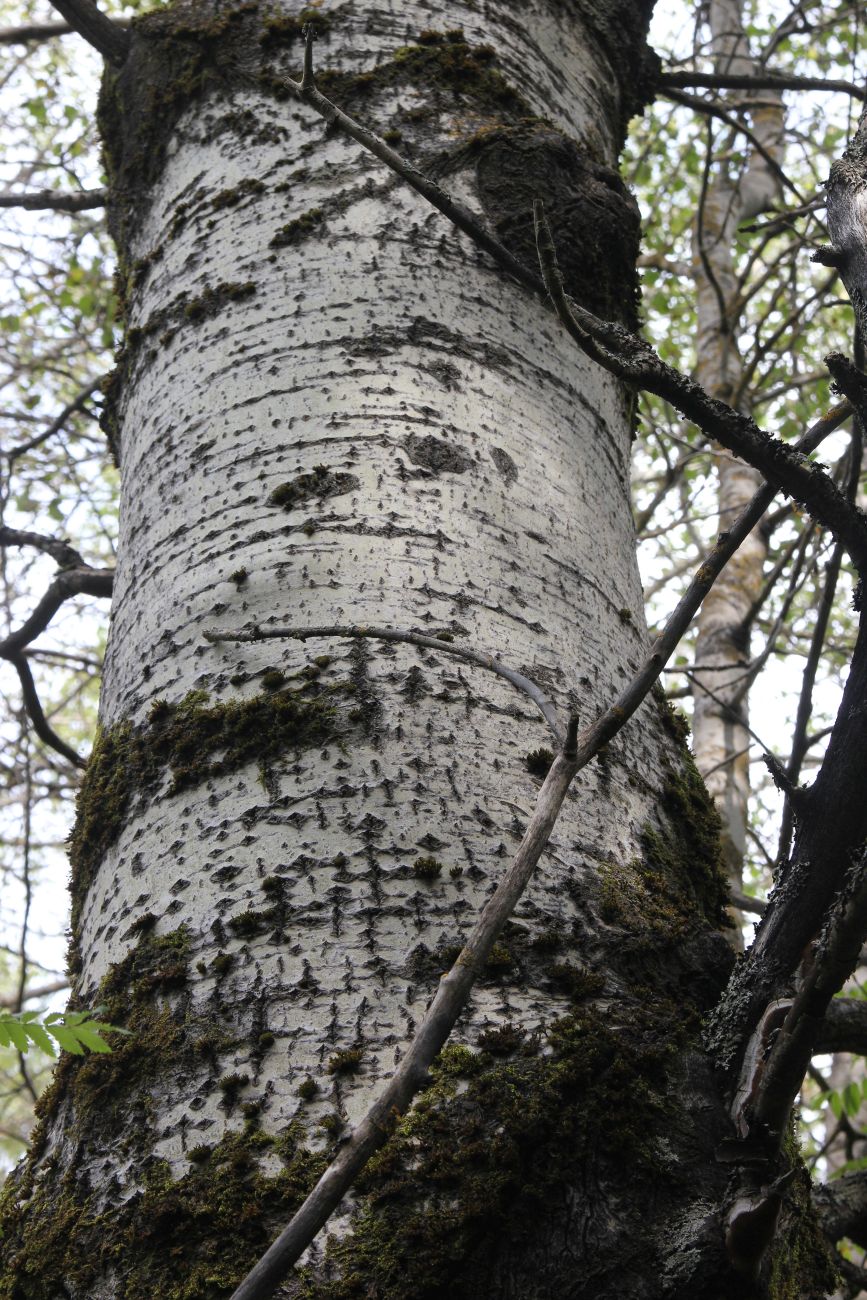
top-left (662, 86), bottom-right (805, 205)
top-left (0, 188), bottom-right (107, 212)
top-left (658, 69), bottom-right (867, 101)
top-left (731, 890), bottom-right (767, 917)
top-left (5, 376), bottom-right (103, 462)
top-left (0, 979), bottom-right (69, 1010)
top-left (0, 567), bottom-right (114, 659)
top-left (0, 526), bottom-right (85, 570)
top-left (745, 848), bottom-right (867, 1159)
top-left (47, 0), bottom-right (128, 64)
top-left (9, 653), bottom-right (85, 768)
top-left (533, 201), bottom-right (867, 571)
top-left (0, 537), bottom-right (112, 766)
top-left (814, 1171), bottom-right (867, 1250)
top-left (225, 390), bottom-right (849, 1299)
top-left (204, 624), bottom-right (564, 744)
top-left (814, 997), bottom-right (867, 1056)
top-left (0, 17), bottom-right (127, 44)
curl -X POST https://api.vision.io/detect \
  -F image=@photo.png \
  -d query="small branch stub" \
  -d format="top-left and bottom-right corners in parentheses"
top-left (301, 23), bottom-right (316, 91)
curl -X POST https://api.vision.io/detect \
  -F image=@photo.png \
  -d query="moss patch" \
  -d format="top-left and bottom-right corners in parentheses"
top-left (211, 177), bottom-right (265, 211)
top-left (69, 686), bottom-right (338, 923)
top-left (0, 924), bottom-right (330, 1298)
top-left (0, 1129), bottom-right (326, 1300)
top-left (260, 6), bottom-right (332, 47)
top-left (305, 1005), bottom-right (676, 1298)
top-left (98, 2), bottom-right (263, 246)
top-left (597, 753), bottom-right (735, 1009)
top-left (26, 928), bottom-right (193, 1150)
top-left (182, 280), bottom-right (256, 322)
top-left (767, 1137), bottom-right (839, 1299)
top-left (270, 206), bottom-right (325, 248)
top-left (524, 747), bottom-right (553, 778)
top-left (302, 29), bottom-right (527, 123)
top-left (473, 123), bottom-right (642, 329)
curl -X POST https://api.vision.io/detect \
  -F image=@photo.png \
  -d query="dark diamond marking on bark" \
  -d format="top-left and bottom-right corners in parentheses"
top-left (404, 434), bottom-right (472, 475)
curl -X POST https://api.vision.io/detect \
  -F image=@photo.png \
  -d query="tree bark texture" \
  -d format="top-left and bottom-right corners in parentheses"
top-left (0, 2), bottom-right (837, 1299)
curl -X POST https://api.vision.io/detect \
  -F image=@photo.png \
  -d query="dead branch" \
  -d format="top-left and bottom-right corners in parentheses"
top-left (47, 0), bottom-right (128, 64)
top-left (204, 623), bottom-right (564, 744)
top-left (0, 189), bottom-right (107, 212)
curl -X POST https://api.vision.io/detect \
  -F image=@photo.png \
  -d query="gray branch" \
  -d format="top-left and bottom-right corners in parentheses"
top-left (814, 1172), bottom-right (867, 1249)
top-left (0, 188), bottom-right (107, 212)
top-left (659, 70), bottom-right (866, 101)
top-left (204, 623), bottom-right (564, 744)
top-left (0, 17), bottom-right (127, 44)
top-left (813, 997), bottom-right (867, 1056)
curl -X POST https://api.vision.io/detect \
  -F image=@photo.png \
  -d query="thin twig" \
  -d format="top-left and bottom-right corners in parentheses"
top-left (0, 555), bottom-right (113, 766)
top-left (0, 978), bottom-right (69, 1009)
top-left (204, 624), bottom-right (564, 744)
top-left (0, 567), bottom-right (114, 658)
top-left (730, 890), bottom-right (767, 917)
top-left (0, 526), bottom-right (85, 570)
top-left (6, 376), bottom-right (103, 462)
top-left (0, 16), bottom-right (128, 44)
top-left (752, 847), bottom-right (867, 1152)
top-left (229, 736), bottom-right (579, 1300)
top-left (9, 654), bottom-right (85, 769)
top-left (664, 87), bottom-right (805, 205)
top-left (532, 199), bottom-right (867, 569)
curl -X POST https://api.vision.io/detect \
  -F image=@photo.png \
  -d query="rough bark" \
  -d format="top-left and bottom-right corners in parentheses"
top-left (0, 3), bottom-right (839, 1300)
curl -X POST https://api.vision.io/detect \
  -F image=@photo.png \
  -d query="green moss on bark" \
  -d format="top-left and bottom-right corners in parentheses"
top-left (0, 1129), bottom-right (326, 1300)
top-left (292, 28), bottom-right (528, 122)
top-left (304, 1005), bottom-right (676, 1299)
top-left (69, 686), bottom-right (338, 925)
top-left (0, 925), bottom-right (329, 1299)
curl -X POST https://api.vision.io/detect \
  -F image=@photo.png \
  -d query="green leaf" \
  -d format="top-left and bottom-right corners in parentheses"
top-left (70, 1023), bottom-right (113, 1053)
top-left (24, 97), bottom-right (48, 125)
top-left (23, 1023), bottom-right (57, 1055)
top-left (844, 1082), bottom-right (863, 1116)
top-left (45, 1024), bottom-right (86, 1054)
top-left (0, 1008), bottom-right (128, 1056)
top-left (1, 1019), bottom-right (30, 1051)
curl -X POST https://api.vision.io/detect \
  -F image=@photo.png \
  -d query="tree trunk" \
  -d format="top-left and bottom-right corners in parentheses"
top-left (0, 2), bottom-right (838, 1298)
top-left (690, 0), bottom-right (782, 920)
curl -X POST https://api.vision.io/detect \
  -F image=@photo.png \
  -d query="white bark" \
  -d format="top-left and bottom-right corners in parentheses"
top-left (66, 0), bottom-right (669, 1215)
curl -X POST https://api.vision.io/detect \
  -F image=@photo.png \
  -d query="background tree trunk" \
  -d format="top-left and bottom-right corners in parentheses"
top-left (0, 3), bottom-right (839, 1298)
top-left (690, 0), bottom-right (783, 924)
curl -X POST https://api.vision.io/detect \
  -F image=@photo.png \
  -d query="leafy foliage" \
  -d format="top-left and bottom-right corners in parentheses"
top-left (0, 1009), bottom-right (126, 1056)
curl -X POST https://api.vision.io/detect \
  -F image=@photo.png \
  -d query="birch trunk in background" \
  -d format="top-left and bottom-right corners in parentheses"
top-left (690, 0), bottom-right (783, 925)
top-left (0, 3), bottom-right (837, 1298)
